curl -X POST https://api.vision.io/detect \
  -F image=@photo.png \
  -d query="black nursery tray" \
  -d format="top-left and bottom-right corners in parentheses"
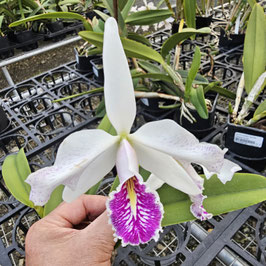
top-left (0, 33), bottom-right (44, 58)
top-left (0, 26), bottom-right (265, 266)
top-left (43, 22), bottom-right (84, 41)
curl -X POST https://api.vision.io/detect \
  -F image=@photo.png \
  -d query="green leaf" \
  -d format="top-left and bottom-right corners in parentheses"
top-left (161, 62), bottom-right (185, 94)
top-left (177, 70), bottom-right (208, 85)
top-left (184, 0), bottom-right (196, 28)
top-left (79, 31), bottom-right (104, 49)
top-left (102, 0), bottom-right (113, 15)
top-left (9, 12), bottom-right (92, 31)
top-left (94, 9), bottom-right (110, 21)
top-left (161, 27), bottom-right (211, 58)
top-left (2, 148), bottom-right (33, 208)
top-left (248, 111), bottom-right (266, 126)
top-left (243, 4), bottom-right (266, 94)
top-left (204, 83), bottom-right (236, 99)
top-left (102, 0), bottom-right (127, 36)
top-left (254, 99), bottom-right (266, 117)
top-left (0, 15), bottom-right (4, 29)
top-left (79, 31), bottom-right (164, 64)
top-left (160, 173), bottom-right (266, 226)
top-left (132, 73), bottom-right (173, 83)
top-left (190, 85), bottom-right (208, 119)
top-left (92, 18), bottom-right (105, 33)
top-left (121, 0), bottom-right (135, 19)
top-left (95, 98), bottom-right (106, 117)
top-left (247, 0), bottom-right (256, 8)
top-left (97, 114), bottom-right (117, 136)
top-left (43, 185), bottom-right (64, 216)
top-left (184, 46), bottom-right (201, 101)
top-left (22, 0), bottom-right (39, 9)
top-left (138, 60), bottom-right (161, 73)
top-left (118, 0), bottom-right (127, 10)
top-left (127, 32), bottom-right (151, 46)
top-left (125, 9), bottom-right (172, 25)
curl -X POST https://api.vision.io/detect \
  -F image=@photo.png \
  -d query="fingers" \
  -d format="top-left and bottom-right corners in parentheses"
top-left (84, 211), bottom-right (115, 245)
top-left (46, 195), bottom-right (107, 228)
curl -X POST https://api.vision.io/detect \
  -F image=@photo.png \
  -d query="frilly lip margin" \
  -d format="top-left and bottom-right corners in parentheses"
top-left (106, 178), bottom-right (164, 247)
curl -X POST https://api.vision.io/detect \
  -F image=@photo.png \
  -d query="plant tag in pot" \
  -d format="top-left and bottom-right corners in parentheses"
top-left (234, 132), bottom-right (264, 148)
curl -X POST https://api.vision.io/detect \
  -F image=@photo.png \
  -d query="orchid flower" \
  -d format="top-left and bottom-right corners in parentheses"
top-left (25, 17), bottom-right (241, 247)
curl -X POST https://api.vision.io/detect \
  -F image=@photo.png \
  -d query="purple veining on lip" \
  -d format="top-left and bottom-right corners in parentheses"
top-left (189, 180), bottom-right (212, 221)
top-left (190, 194), bottom-right (213, 221)
top-left (108, 177), bottom-right (163, 246)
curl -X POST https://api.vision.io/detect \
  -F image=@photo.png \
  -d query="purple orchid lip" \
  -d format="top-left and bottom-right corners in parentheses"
top-left (107, 176), bottom-right (164, 247)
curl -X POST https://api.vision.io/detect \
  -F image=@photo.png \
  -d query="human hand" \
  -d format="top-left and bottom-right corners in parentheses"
top-left (25, 195), bottom-right (115, 266)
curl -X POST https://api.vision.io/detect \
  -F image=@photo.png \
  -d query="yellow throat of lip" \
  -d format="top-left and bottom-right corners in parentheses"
top-left (126, 177), bottom-right (137, 218)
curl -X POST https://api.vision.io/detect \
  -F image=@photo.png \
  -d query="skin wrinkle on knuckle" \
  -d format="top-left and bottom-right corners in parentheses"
top-left (84, 230), bottom-right (114, 254)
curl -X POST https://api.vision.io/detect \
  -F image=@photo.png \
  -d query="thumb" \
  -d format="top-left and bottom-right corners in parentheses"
top-left (84, 210), bottom-right (116, 246)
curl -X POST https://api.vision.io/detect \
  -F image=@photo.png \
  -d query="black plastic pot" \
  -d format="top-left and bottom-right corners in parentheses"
top-left (171, 22), bottom-right (179, 34)
top-left (86, 11), bottom-right (101, 20)
top-left (90, 57), bottom-right (104, 84)
top-left (45, 20), bottom-right (66, 41)
top-left (225, 118), bottom-right (266, 171)
top-left (46, 20), bottom-right (64, 33)
top-left (140, 98), bottom-right (176, 122)
top-left (74, 48), bottom-right (99, 73)
top-left (0, 105), bottom-right (11, 135)
top-left (8, 30), bottom-right (39, 51)
top-left (0, 36), bottom-right (14, 59)
top-left (171, 21), bottom-right (186, 35)
top-left (174, 93), bottom-right (218, 138)
top-left (196, 15), bottom-right (213, 29)
top-left (219, 28), bottom-right (245, 50)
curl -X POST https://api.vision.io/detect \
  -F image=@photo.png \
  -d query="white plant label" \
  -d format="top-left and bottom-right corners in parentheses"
top-left (234, 132), bottom-right (264, 148)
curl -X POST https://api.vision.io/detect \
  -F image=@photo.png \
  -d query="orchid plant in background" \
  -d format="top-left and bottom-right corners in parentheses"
top-left (3, 17), bottom-right (266, 248)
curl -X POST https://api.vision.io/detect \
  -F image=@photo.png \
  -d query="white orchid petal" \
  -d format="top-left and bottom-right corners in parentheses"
top-left (55, 129), bottom-right (119, 166)
top-left (180, 161), bottom-right (204, 185)
top-left (131, 119), bottom-right (226, 172)
top-left (26, 165), bottom-right (80, 206)
top-left (179, 163), bottom-right (213, 221)
top-left (202, 159), bottom-right (242, 184)
top-left (103, 18), bottom-right (136, 134)
top-left (131, 140), bottom-right (201, 195)
top-left (63, 142), bottom-right (118, 202)
top-left (146, 174), bottom-right (164, 191)
top-left (116, 139), bottom-right (140, 184)
top-left (26, 130), bottom-right (119, 206)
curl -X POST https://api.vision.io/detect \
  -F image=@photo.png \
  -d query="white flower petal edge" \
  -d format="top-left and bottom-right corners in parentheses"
top-left (103, 17), bottom-right (136, 135)
top-left (146, 163), bottom-right (213, 221)
top-left (146, 174), bottom-right (164, 191)
top-left (26, 130), bottom-right (119, 205)
top-left (131, 139), bottom-right (201, 195)
top-left (202, 158), bottom-right (242, 184)
top-left (181, 162), bottom-right (213, 221)
top-left (63, 142), bottom-right (118, 202)
top-left (131, 119), bottom-right (226, 173)
top-left (116, 139), bottom-right (141, 184)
